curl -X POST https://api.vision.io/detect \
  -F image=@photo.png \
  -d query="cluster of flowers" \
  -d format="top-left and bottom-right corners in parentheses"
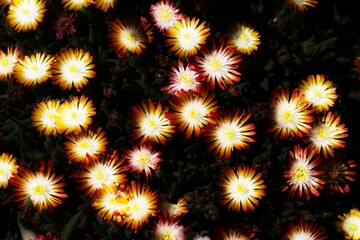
top-left (1, 0), bottom-right (360, 239)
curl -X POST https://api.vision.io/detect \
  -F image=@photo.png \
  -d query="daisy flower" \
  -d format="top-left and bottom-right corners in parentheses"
top-left (165, 16), bottom-right (210, 58)
top-left (61, 0), bottom-right (92, 10)
top-left (160, 197), bottom-right (189, 220)
top-left (160, 59), bottom-right (202, 95)
top-left (129, 98), bottom-right (175, 146)
top-left (51, 48), bottom-right (96, 91)
top-left (284, 0), bottom-right (318, 12)
top-left (0, 46), bottom-right (21, 81)
top-left (202, 109), bottom-right (256, 160)
top-left (120, 144), bottom-right (163, 180)
top-left (268, 88), bottom-right (313, 141)
top-left (72, 150), bottom-right (128, 198)
top-left (122, 181), bottom-right (158, 232)
top-left (307, 111), bottom-right (348, 159)
top-left (31, 99), bottom-right (61, 137)
top-left (298, 74), bottom-right (337, 113)
top-left (226, 23), bottom-right (261, 55)
top-left (0, 153), bottom-right (18, 189)
top-left (193, 36), bottom-right (242, 90)
top-left (6, 0), bottom-right (46, 32)
top-left (108, 16), bottom-right (153, 57)
top-left (9, 160), bottom-right (67, 212)
top-left (152, 216), bottom-right (186, 240)
top-left (91, 184), bottom-right (130, 224)
top-left (283, 217), bottom-right (328, 240)
top-left (94, 0), bottom-right (116, 12)
top-left (337, 208), bottom-right (360, 240)
top-left (149, 0), bottom-right (183, 32)
top-left (13, 52), bottom-right (54, 86)
top-left (63, 126), bottom-right (108, 165)
top-left (166, 89), bottom-right (219, 140)
top-left (56, 95), bottom-right (96, 135)
top-left (217, 164), bottom-right (266, 213)
top-left (215, 224), bottom-right (257, 240)
top-left (281, 144), bottom-right (326, 200)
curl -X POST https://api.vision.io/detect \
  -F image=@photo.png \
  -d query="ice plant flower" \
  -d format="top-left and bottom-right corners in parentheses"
top-left (61, 0), bottom-right (92, 10)
top-left (160, 59), bottom-right (202, 95)
top-left (120, 144), bottom-right (163, 180)
top-left (0, 153), bottom-right (18, 189)
top-left (202, 109), bottom-right (256, 160)
top-left (281, 144), bottom-right (326, 200)
top-left (0, 46), bottom-right (21, 81)
top-left (149, 0), bottom-right (183, 32)
top-left (51, 48), bottom-right (96, 91)
top-left (63, 126), bottom-right (108, 165)
top-left (215, 224), bottom-right (257, 240)
top-left (108, 17), bottom-right (153, 56)
top-left (91, 184), bottom-right (129, 224)
top-left (283, 217), bottom-right (328, 240)
top-left (31, 99), bottom-right (61, 137)
top-left (13, 52), bottom-right (54, 86)
top-left (9, 161), bottom-right (67, 212)
top-left (53, 11), bottom-right (77, 40)
top-left (165, 16), bottom-right (210, 58)
top-left (298, 74), bottom-right (337, 113)
top-left (56, 95), bottom-right (96, 135)
top-left (268, 88), bottom-right (313, 141)
top-left (217, 164), bottom-right (266, 213)
top-left (72, 150), bottom-right (128, 198)
top-left (284, 0), bottom-right (318, 12)
top-left (337, 208), bottom-right (360, 240)
top-left (152, 216), bottom-right (186, 240)
top-left (129, 99), bottom-right (175, 145)
top-left (122, 181), bottom-right (158, 232)
top-left (193, 36), bottom-right (242, 90)
top-left (226, 23), bottom-right (261, 55)
top-left (6, 0), bottom-right (46, 32)
top-left (160, 197), bottom-right (189, 220)
top-left (94, 0), bottom-right (116, 12)
top-left (307, 111), bottom-right (348, 159)
top-left (166, 89), bottom-right (219, 139)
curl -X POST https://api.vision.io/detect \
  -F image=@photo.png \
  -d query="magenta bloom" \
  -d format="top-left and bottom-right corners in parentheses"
top-left (53, 12), bottom-right (77, 40)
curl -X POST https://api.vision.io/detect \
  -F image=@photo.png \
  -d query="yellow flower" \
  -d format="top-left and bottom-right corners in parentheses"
top-left (226, 23), bottom-right (260, 55)
top-left (284, 0), bottom-right (318, 12)
top-left (31, 99), bottom-right (61, 137)
top-left (165, 16), bottom-right (210, 58)
top-left (62, 0), bottom-right (92, 10)
top-left (149, 0), bottom-right (184, 32)
top-left (217, 164), bottom-right (266, 212)
top-left (51, 48), bottom-right (96, 91)
top-left (0, 153), bottom-right (18, 189)
top-left (0, 46), bottom-right (21, 81)
top-left (284, 217), bottom-right (328, 240)
top-left (13, 52), bottom-right (54, 86)
top-left (337, 208), bottom-right (360, 240)
top-left (93, 0), bottom-right (115, 12)
top-left (6, 0), bottom-right (46, 32)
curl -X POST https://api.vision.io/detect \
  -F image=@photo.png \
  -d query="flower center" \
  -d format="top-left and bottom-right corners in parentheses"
top-left (79, 140), bottom-right (89, 149)
top-left (223, 128), bottom-right (236, 142)
top-left (348, 222), bottom-right (358, 232)
top-left (0, 58), bottom-right (9, 67)
top-left (160, 229), bottom-right (175, 240)
top-left (71, 111), bottom-right (78, 119)
top-left (22, 8), bottom-right (29, 15)
top-left (95, 170), bottom-right (105, 181)
top-left (209, 57), bottom-right (223, 71)
top-left (158, 7), bottom-right (172, 21)
top-left (0, 167), bottom-right (4, 175)
top-left (33, 183), bottom-right (47, 196)
top-left (317, 127), bottom-right (327, 138)
top-left (179, 71), bottom-right (195, 85)
top-left (282, 110), bottom-right (294, 123)
top-left (183, 32), bottom-right (191, 41)
top-left (69, 65), bottom-right (78, 74)
top-left (137, 152), bottom-right (151, 167)
top-left (294, 165), bottom-right (309, 182)
top-left (236, 183), bottom-right (247, 194)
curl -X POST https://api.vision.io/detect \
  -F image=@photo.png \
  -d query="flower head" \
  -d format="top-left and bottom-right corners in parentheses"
top-left (51, 48), bottom-right (96, 91)
top-left (63, 126), bottom-right (108, 165)
top-left (160, 197), bottom-right (189, 220)
top-left (9, 160), bottom-right (67, 212)
top-left (0, 153), bottom-right (18, 189)
top-left (129, 99), bottom-right (175, 145)
top-left (167, 89), bottom-right (219, 139)
top-left (122, 181), bottom-right (158, 232)
top-left (284, 0), bottom-right (318, 12)
top-left (149, 0), bottom-right (184, 32)
top-left (298, 74), bottom-right (337, 113)
top-left (307, 111), bottom-right (348, 159)
top-left (226, 23), bottom-right (261, 55)
top-left (108, 16), bottom-right (153, 57)
top-left (61, 0), bottom-right (92, 10)
top-left (215, 224), bottom-right (257, 240)
top-left (120, 144), bottom-right (163, 180)
top-left (56, 95), bottom-right (96, 135)
top-left (53, 11), bottom-right (77, 40)
top-left (165, 16), bottom-right (210, 58)
top-left (268, 88), bottom-right (313, 141)
top-left (6, 0), bottom-right (46, 32)
top-left (94, 0), bottom-right (116, 12)
top-left (72, 150), bottom-right (128, 198)
top-left (281, 144), bottom-right (326, 200)
top-left (160, 59), bottom-right (202, 95)
top-left (0, 46), bottom-right (21, 81)
top-left (31, 99), bottom-right (61, 137)
top-left (13, 52), bottom-right (54, 86)
top-left (337, 208), bottom-right (360, 240)
top-left (202, 109), bottom-right (256, 160)
top-left (217, 164), bottom-right (266, 212)
top-left (283, 217), bottom-right (328, 240)
top-left (152, 216), bottom-right (186, 240)
top-left (193, 36), bottom-right (242, 90)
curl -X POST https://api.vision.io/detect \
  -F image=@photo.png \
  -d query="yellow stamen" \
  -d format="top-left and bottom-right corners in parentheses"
top-left (294, 165), bottom-right (309, 182)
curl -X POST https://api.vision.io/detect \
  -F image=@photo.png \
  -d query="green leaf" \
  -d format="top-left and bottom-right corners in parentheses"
top-left (61, 211), bottom-right (84, 240)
